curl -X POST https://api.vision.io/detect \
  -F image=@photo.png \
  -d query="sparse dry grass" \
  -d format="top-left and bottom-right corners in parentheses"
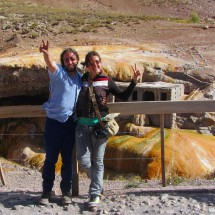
top-left (0, 0), bottom-right (189, 40)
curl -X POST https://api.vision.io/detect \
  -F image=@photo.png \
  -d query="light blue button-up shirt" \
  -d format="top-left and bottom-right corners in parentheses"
top-left (43, 64), bottom-right (82, 122)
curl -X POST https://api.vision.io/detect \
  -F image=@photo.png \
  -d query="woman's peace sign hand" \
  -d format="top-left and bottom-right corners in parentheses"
top-left (131, 64), bottom-right (141, 82)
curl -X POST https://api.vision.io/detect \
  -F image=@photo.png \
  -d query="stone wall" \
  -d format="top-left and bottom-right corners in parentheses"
top-left (111, 81), bottom-right (184, 128)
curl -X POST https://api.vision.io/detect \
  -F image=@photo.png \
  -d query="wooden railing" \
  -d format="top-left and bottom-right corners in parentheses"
top-left (0, 100), bottom-right (215, 194)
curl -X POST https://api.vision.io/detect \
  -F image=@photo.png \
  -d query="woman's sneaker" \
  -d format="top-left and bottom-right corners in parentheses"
top-left (88, 195), bottom-right (100, 208)
top-left (39, 191), bottom-right (51, 205)
top-left (62, 192), bottom-right (72, 205)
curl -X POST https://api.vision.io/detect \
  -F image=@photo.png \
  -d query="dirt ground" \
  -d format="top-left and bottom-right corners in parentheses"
top-left (1, 0), bottom-right (215, 62)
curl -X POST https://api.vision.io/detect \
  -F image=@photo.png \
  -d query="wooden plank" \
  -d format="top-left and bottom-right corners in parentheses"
top-left (0, 105), bottom-right (46, 118)
top-left (107, 100), bottom-right (215, 115)
top-left (0, 100), bottom-right (215, 119)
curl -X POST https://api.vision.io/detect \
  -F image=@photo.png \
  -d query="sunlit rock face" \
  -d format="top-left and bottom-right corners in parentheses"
top-left (105, 129), bottom-right (215, 179)
top-left (176, 84), bottom-right (215, 135)
top-left (0, 44), bottom-right (189, 82)
top-left (0, 44), bottom-right (213, 98)
top-left (0, 44), bottom-right (215, 178)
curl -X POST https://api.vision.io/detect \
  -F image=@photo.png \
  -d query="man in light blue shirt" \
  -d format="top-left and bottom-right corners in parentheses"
top-left (39, 40), bottom-right (82, 205)
top-left (43, 64), bottom-right (80, 122)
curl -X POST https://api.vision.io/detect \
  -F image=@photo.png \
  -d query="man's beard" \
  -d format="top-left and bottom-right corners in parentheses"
top-left (66, 64), bottom-right (77, 72)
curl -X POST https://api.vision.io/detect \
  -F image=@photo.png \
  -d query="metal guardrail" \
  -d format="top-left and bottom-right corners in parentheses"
top-left (0, 100), bottom-right (215, 195)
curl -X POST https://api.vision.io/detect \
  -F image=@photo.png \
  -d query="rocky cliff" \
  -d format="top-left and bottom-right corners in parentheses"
top-left (0, 44), bottom-right (215, 179)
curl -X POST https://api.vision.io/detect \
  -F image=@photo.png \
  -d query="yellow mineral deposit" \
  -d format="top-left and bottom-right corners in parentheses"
top-left (0, 44), bottom-right (186, 73)
top-left (105, 129), bottom-right (215, 179)
top-left (0, 44), bottom-right (214, 180)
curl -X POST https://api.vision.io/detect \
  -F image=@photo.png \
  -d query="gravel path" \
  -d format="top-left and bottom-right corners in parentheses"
top-left (1, 159), bottom-right (215, 215)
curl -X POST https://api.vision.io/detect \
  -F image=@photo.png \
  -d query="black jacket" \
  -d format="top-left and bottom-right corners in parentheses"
top-left (76, 72), bottom-right (136, 118)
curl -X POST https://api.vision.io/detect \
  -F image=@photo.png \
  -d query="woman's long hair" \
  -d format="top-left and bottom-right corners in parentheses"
top-left (84, 51), bottom-right (101, 67)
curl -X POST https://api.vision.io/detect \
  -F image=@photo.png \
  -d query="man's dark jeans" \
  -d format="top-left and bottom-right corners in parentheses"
top-left (42, 116), bottom-right (76, 194)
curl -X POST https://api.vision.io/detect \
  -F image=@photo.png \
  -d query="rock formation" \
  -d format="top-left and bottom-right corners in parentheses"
top-left (0, 65), bottom-right (49, 103)
top-left (105, 129), bottom-right (215, 179)
top-left (0, 118), bottom-right (45, 170)
top-left (0, 45), bottom-right (215, 179)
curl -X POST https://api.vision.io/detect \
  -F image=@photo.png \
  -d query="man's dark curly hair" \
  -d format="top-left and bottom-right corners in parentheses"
top-left (84, 51), bottom-right (101, 67)
top-left (60, 48), bottom-right (80, 67)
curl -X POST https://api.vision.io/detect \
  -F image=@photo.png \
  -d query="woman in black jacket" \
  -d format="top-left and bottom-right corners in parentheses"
top-left (75, 51), bottom-right (141, 208)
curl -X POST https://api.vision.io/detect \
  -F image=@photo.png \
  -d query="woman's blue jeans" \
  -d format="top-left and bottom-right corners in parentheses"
top-left (75, 125), bottom-right (108, 196)
top-left (42, 116), bottom-right (76, 194)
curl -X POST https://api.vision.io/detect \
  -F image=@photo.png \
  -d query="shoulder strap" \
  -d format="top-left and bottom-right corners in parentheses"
top-left (88, 79), bottom-right (107, 129)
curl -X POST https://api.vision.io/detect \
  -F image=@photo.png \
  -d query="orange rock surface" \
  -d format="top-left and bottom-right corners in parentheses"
top-left (105, 129), bottom-right (215, 179)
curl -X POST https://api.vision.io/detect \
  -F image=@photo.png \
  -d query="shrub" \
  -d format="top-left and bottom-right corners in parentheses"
top-left (80, 25), bottom-right (91, 33)
top-left (190, 11), bottom-right (200, 23)
top-left (30, 22), bottom-right (38, 29)
top-left (167, 176), bottom-right (186, 186)
top-left (105, 24), bottom-right (114, 30)
top-left (29, 31), bottom-right (39, 39)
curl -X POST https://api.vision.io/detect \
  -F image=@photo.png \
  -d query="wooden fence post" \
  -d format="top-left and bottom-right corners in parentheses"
top-left (0, 161), bottom-right (6, 186)
top-left (160, 114), bottom-right (166, 187)
top-left (72, 145), bottom-right (79, 196)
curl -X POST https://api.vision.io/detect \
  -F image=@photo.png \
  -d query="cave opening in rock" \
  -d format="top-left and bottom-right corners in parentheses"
top-left (0, 95), bottom-right (49, 106)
